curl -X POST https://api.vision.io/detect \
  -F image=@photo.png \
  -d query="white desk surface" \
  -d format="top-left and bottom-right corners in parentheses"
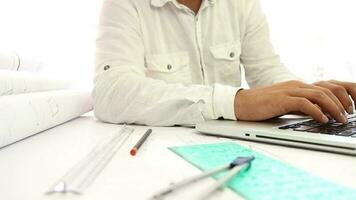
top-left (1, 116), bottom-right (356, 200)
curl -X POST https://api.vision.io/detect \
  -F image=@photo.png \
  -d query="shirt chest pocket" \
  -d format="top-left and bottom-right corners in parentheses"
top-left (145, 52), bottom-right (191, 84)
top-left (207, 41), bottom-right (242, 85)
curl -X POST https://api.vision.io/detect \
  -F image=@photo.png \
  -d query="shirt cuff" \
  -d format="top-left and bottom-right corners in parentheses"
top-left (213, 84), bottom-right (243, 120)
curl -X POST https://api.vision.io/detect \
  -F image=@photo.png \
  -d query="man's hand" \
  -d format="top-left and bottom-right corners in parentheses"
top-left (234, 80), bottom-right (356, 124)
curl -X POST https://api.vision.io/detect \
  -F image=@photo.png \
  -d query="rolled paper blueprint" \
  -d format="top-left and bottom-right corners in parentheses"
top-left (0, 70), bottom-right (71, 96)
top-left (0, 51), bottom-right (43, 72)
top-left (0, 90), bottom-right (93, 148)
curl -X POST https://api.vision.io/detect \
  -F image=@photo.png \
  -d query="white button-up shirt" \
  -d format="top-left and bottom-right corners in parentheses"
top-left (93, 0), bottom-right (298, 126)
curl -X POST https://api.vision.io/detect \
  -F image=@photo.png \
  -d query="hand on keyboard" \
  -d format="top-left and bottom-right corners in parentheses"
top-left (234, 80), bottom-right (356, 124)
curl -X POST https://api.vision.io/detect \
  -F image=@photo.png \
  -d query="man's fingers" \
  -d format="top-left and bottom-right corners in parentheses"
top-left (285, 97), bottom-right (328, 123)
top-left (311, 82), bottom-right (349, 113)
top-left (329, 80), bottom-right (356, 111)
top-left (315, 81), bottom-right (354, 114)
top-left (289, 88), bottom-right (348, 123)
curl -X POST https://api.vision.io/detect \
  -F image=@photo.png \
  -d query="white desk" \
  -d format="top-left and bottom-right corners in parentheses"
top-left (1, 116), bottom-right (356, 200)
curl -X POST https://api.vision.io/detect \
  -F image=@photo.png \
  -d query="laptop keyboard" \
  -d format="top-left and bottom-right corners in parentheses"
top-left (279, 114), bottom-right (356, 137)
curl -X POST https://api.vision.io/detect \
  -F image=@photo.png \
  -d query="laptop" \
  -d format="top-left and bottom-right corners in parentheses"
top-left (196, 114), bottom-right (356, 155)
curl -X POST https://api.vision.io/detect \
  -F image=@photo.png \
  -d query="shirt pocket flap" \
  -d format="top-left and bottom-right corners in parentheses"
top-left (210, 42), bottom-right (241, 61)
top-left (146, 52), bottom-right (189, 73)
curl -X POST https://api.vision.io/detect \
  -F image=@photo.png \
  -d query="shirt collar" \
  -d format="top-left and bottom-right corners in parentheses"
top-left (151, 0), bottom-right (216, 8)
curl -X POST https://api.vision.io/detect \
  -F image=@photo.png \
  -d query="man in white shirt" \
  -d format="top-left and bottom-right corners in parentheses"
top-left (93, 0), bottom-right (356, 126)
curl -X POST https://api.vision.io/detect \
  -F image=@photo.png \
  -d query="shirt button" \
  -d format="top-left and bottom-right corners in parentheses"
top-left (229, 52), bottom-right (235, 58)
top-left (167, 64), bottom-right (172, 70)
top-left (104, 65), bottom-right (110, 71)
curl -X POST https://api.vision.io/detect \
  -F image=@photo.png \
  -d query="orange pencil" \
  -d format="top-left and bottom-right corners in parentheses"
top-left (130, 129), bottom-right (152, 156)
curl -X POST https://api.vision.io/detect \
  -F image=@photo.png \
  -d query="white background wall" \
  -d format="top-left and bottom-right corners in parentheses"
top-left (0, 0), bottom-right (101, 88)
top-left (0, 0), bottom-right (355, 87)
top-left (262, 0), bottom-right (356, 82)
